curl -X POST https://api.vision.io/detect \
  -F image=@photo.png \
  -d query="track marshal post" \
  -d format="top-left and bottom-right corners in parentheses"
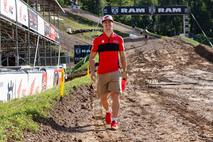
top-left (60, 68), bottom-right (65, 100)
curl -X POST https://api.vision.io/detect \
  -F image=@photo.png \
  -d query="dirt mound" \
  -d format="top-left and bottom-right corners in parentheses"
top-left (126, 38), bottom-right (213, 141)
top-left (24, 38), bottom-right (213, 142)
top-left (194, 44), bottom-right (213, 63)
top-left (24, 85), bottom-right (96, 142)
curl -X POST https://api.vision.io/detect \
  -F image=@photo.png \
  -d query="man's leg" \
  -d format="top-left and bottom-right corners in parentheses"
top-left (100, 93), bottom-right (110, 111)
top-left (110, 91), bottom-right (120, 118)
top-left (101, 93), bottom-right (112, 124)
top-left (110, 91), bottom-right (120, 129)
top-left (108, 71), bottom-right (121, 129)
top-left (97, 74), bottom-right (110, 111)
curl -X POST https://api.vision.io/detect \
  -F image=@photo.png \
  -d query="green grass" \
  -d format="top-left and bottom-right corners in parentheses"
top-left (145, 30), bottom-right (163, 38)
top-left (82, 31), bottom-right (102, 40)
top-left (59, 12), bottom-right (128, 41)
top-left (0, 76), bottom-right (91, 142)
top-left (74, 60), bottom-right (90, 73)
top-left (48, 12), bottom-right (102, 58)
top-left (70, 50), bottom-right (74, 60)
top-left (67, 54), bottom-right (99, 76)
top-left (65, 12), bottom-right (100, 28)
top-left (74, 55), bottom-right (99, 73)
top-left (59, 12), bottom-right (101, 33)
top-left (114, 30), bottom-right (129, 38)
top-left (145, 29), bottom-right (200, 47)
top-left (145, 30), bottom-right (200, 47)
top-left (61, 16), bottom-right (100, 31)
top-left (179, 35), bottom-right (200, 46)
top-left (59, 12), bottom-right (102, 55)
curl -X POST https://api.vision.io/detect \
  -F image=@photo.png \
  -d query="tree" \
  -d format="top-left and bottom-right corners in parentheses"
top-left (79, 0), bottom-right (106, 15)
top-left (78, 0), bottom-right (213, 40)
top-left (58, 0), bottom-right (65, 6)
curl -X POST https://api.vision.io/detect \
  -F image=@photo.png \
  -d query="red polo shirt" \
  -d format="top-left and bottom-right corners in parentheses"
top-left (92, 32), bottom-right (124, 74)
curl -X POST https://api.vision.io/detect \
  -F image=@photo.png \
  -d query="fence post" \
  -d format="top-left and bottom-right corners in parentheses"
top-left (60, 68), bottom-right (65, 98)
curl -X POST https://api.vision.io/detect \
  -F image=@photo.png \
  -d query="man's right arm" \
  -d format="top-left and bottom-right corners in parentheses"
top-left (89, 38), bottom-right (98, 81)
top-left (89, 51), bottom-right (97, 73)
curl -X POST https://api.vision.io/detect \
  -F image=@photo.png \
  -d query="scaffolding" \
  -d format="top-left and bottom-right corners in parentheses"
top-left (0, 0), bottom-right (69, 67)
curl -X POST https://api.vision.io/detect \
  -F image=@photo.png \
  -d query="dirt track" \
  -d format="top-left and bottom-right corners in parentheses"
top-left (24, 38), bottom-right (213, 142)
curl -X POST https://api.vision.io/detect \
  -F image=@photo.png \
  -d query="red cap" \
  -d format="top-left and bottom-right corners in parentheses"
top-left (102, 15), bottom-right (113, 23)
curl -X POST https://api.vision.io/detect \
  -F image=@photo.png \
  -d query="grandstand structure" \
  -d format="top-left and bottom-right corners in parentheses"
top-left (0, 0), bottom-right (68, 67)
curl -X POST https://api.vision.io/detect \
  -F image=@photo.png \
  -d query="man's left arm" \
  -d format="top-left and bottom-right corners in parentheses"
top-left (119, 37), bottom-right (127, 80)
top-left (119, 51), bottom-right (127, 80)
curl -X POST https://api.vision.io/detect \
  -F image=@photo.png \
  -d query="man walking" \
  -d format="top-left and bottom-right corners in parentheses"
top-left (89, 15), bottom-right (127, 130)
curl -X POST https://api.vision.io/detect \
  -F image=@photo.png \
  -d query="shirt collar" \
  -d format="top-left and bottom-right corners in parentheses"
top-left (103, 32), bottom-right (115, 38)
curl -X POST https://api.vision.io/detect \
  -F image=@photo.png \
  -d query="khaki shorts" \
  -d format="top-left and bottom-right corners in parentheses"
top-left (97, 71), bottom-right (121, 98)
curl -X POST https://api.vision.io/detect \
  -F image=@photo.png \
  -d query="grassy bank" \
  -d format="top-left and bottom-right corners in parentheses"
top-left (0, 76), bottom-right (91, 142)
top-left (59, 12), bottom-right (102, 59)
top-left (60, 13), bottom-right (102, 40)
top-left (179, 36), bottom-right (200, 46)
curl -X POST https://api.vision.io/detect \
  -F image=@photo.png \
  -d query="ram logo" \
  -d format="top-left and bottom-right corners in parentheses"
top-left (149, 6), bottom-right (156, 15)
top-left (111, 7), bottom-right (119, 15)
top-left (75, 48), bottom-right (81, 55)
top-left (157, 8), bottom-right (182, 13)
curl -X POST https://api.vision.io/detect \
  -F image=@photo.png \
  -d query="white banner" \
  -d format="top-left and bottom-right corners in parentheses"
top-left (46, 69), bottom-right (55, 89)
top-left (0, 72), bottom-right (28, 102)
top-left (38, 16), bottom-right (44, 36)
top-left (0, 74), bottom-right (11, 102)
top-left (0, 68), bottom-right (63, 102)
top-left (0, 0), bottom-right (16, 21)
top-left (3, 74), bottom-right (17, 101)
top-left (16, 0), bottom-right (28, 27)
top-left (28, 72), bottom-right (43, 95)
top-left (15, 73), bottom-right (28, 98)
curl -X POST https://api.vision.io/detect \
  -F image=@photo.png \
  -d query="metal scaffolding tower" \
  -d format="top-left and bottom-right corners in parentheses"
top-left (0, 0), bottom-right (68, 67)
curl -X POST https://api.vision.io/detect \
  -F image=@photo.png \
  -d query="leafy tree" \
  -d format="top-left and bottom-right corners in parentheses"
top-left (79, 0), bottom-right (106, 15)
top-left (78, 0), bottom-right (213, 40)
top-left (58, 0), bottom-right (65, 6)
